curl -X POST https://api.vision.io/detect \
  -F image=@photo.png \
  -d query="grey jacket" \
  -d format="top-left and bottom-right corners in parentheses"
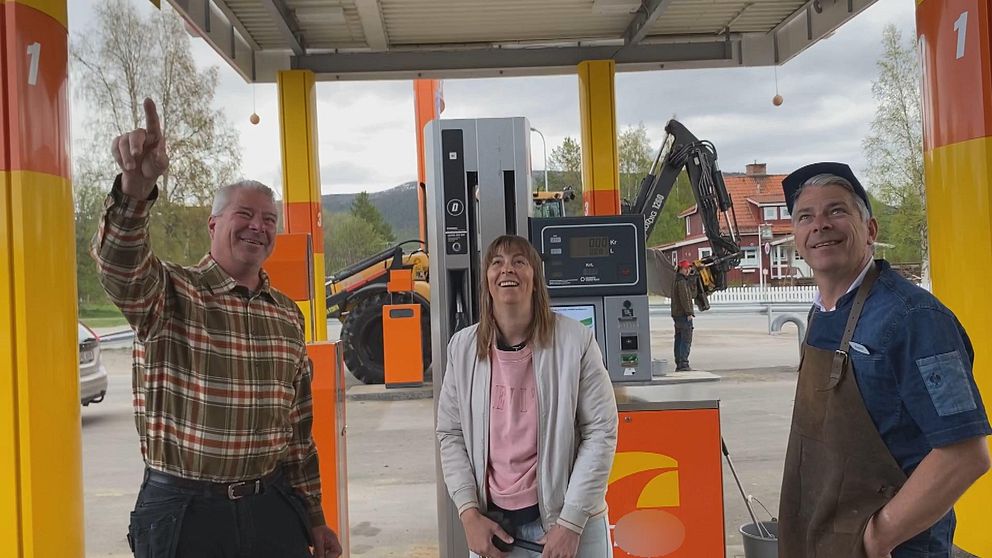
top-left (436, 315), bottom-right (618, 534)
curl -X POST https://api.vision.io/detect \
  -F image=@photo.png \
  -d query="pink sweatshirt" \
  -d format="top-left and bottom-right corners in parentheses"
top-left (487, 345), bottom-right (539, 511)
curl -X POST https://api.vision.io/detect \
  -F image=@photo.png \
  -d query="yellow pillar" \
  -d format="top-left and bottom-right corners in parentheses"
top-left (1, 0), bottom-right (84, 556)
top-left (577, 60), bottom-right (620, 216)
top-left (917, 0), bottom-right (992, 554)
top-left (277, 70), bottom-right (327, 341)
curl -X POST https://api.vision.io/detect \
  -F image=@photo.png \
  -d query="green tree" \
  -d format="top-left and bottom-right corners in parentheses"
top-left (547, 129), bottom-right (690, 220)
top-left (618, 123), bottom-right (654, 205)
top-left (646, 171), bottom-right (695, 247)
top-left (863, 24), bottom-right (926, 275)
top-left (73, 164), bottom-right (112, 310)
top-left (547, 137), bottom-right (583, 216)
top-left (71, 0), bottom-right (242, 306)
top-left (324, 213), bottom-right (390, 274)
top-left (549, 136), bottom-right (582, 192)
top-left (350, 192), bottom-right (395, 243)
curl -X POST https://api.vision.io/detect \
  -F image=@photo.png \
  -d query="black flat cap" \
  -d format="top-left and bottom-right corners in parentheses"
top-left (782, 162), bottom-right (872, 216)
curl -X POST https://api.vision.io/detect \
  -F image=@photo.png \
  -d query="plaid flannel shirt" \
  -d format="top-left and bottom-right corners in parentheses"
top-left (92, 177), bottom-right (325, 526)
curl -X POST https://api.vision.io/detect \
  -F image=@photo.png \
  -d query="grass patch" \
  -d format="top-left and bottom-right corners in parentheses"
top-left (81, 316), bottom-right (130, 328)
top-left (79, 303), bottom-right (123, 318)
top-left (79, 304), bottom-right (128, 329)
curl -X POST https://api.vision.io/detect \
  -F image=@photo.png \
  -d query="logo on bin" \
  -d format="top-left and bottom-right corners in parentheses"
top-left (608, 451), bottom-right (686, 557)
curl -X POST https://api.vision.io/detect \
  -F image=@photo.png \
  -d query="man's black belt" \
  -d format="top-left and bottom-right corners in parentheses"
top-left (144, 467), bottom-right (283, 500)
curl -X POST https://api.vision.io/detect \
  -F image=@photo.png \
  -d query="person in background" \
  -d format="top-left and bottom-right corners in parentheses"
top-left (436, 235), bottom-right (618, 558)
top-left (671, 260), bottom-right (696, 371)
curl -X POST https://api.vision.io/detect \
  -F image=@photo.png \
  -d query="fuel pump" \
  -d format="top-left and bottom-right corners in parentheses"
top-left (427, 117), bottom-right (656, 557)
top-left (425, 117), bottom-right (533, 558)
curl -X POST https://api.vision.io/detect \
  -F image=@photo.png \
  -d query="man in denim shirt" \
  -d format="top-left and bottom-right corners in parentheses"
top-left (777, 162), bottom-right (990, 558)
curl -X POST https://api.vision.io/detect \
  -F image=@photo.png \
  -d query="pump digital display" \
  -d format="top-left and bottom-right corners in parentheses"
top-left (530, 215), bottom-right (646, 296)
top-left (570, 236), bottom-right (610, 258)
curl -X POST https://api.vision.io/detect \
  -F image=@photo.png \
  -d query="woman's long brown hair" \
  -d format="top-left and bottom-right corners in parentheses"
top-left (476, 235), bottom-right (556, 360)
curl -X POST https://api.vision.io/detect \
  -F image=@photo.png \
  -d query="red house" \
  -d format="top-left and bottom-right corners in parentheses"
top-left (654, 163), bottom-right (812, 287)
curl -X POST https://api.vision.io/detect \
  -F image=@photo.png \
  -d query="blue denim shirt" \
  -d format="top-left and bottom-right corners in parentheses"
top-left (807, 260), bottom-right (991, 557)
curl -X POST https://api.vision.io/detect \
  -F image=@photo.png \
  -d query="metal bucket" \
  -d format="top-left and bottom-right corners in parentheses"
top-left (739, 520), bottom-right (778, 558)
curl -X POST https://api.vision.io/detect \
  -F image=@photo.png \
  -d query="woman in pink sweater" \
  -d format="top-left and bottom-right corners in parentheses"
top-left (437, 235), bottom-right (618, 558)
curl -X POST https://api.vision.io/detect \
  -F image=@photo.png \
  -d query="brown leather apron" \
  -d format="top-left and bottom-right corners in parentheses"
top-left (779, 265), bottom-right (908, 557)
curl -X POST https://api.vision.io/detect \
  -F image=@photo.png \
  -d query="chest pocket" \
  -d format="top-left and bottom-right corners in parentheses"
top-left (849, 352), bottom-right (897, 426)
top-left (915, 351), bottom-right (977, 417)
top-left (245, 304), bottom-right (305, 436)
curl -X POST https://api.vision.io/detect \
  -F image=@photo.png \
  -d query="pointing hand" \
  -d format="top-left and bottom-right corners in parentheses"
top-left (111, 98), bottom-right (169, 200)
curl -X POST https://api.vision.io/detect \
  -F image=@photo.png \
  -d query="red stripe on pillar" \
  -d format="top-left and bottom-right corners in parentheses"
top-left (3, 4), bottom-right (69, 178)
top-left (1, 5), bottom-right (8, 172)
top-left (284, 201), bottom-right (324, 254)
top-left (917, 0), bottom-right (992, 150)
top-left (582, 188), bottom-right (621, 216)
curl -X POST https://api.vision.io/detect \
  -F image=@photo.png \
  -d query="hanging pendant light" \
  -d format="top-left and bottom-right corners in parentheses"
top-left (772, 66), bottom-right (784, 106)
top-left (249, 84), bottom-right (260, 125)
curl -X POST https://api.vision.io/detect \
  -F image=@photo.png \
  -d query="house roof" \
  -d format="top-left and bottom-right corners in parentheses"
top-left (677, 172), bottom-right (789, 232)
top-left (746, 193), bottom-right (785, 205)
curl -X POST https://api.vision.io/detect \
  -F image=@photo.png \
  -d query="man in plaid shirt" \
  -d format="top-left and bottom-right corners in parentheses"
top-left (94, 98), bottom-right (342, 557)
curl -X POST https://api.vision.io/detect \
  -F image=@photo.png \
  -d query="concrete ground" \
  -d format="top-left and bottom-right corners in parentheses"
top-left (80, 314), bottom-right (976, 557)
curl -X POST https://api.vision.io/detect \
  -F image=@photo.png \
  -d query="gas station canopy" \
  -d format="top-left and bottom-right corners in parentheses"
top-left (168, 0), bottom-right (878, 82)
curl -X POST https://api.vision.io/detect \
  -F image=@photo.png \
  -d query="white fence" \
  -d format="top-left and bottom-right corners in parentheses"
top-left (654, 285), bottom-right (817, 305)
top-left (706, 286), bottom-right (817, 304)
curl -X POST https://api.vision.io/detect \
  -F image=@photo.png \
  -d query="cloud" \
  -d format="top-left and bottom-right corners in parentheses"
top-left (69, 0), bottom-right (917, 195)
top-left (319, 157), bottom-right (414, 193)
top-left (611, 0), bottom-right (914, 175)
top-left (443, 75), bottom-right (580, 135)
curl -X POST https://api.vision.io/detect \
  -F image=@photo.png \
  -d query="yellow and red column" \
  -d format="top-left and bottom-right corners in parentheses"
top-left (276, 70), bottom-right (348, 545)
top-left (917, 0), bottom-right (992, 553)
top-left (1, 0), bottom-right (84, 556)
top-left (413, 79), bottom-right (442, 243)
top-left (278, 70), bottom-right (327, 341)
top-left (577, 60), bottom-right (620, 216)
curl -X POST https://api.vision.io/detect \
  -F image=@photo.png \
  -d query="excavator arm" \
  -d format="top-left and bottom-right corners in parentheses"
top-left (623, 119), bottom-right (743, 298)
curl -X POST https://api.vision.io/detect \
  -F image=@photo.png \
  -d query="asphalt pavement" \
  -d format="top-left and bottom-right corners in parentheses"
top-left (82, 314), bottom-right (807, 557)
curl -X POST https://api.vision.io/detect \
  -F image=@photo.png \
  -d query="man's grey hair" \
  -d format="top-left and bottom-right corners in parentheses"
top-left (791, 173), bottom-right (870, 223)
top-left (211, 180), bottom-right (277, 217)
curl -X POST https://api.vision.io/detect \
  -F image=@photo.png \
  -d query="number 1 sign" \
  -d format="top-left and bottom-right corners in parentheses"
top-left (3, 5), bottom-right (70, 178)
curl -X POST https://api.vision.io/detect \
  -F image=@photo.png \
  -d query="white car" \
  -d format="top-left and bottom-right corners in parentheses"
top-left (79, 322), bottom-right (108, 406)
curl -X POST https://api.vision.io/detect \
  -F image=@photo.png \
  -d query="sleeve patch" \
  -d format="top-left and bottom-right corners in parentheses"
top-left (915, 351), bottom-right (977, 417)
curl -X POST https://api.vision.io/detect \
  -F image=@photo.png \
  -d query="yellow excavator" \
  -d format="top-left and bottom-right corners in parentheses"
top-left (531, 185), bottom-right (576, 218)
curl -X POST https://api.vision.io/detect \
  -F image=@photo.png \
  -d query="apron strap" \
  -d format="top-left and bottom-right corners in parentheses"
top-left (825, 261), bottom-right (880, 390)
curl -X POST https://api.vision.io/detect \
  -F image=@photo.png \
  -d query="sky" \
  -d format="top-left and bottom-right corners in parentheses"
top-left (67, 0), bottom-right (918, 196)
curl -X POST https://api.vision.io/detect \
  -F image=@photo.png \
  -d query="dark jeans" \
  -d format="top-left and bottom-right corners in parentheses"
top-left (673, 315), bottom-right (693, 369)
top-left (127, 470), bottom-right (312, 558)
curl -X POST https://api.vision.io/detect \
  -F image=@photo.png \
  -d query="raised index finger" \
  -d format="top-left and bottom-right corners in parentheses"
top-left (143, 98), bottom-right (162, 140)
